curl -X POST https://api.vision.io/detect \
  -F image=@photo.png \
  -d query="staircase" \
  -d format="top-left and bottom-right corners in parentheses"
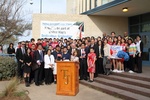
top-left (80, 72), bottom-right (150, 100)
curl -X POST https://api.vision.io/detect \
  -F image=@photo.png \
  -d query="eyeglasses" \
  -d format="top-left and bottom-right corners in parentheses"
top-left (22, 44), bottom-right (25, 45)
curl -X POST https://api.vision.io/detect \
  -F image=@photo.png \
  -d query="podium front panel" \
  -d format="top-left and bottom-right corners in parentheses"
top-left (56, 61), bottom-right (79, 96)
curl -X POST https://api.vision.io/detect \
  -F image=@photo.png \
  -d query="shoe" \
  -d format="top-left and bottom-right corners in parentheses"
top-left (79, 78), bottom-right (83, 80)
top-left (112, 69), bottom-right (118, 72)
top-left (84, 78), bottom-right (88, 81)
top-left (117, 70), bottom-right (122, 73)
top-left (54, 81), bottom-right (57, 84)
top-left (39, 83), bottom-right (44, 85)
top-left (121, 70), bottom-right (124, 72)
top-left (129, 70), bottom-right (134, 73)
top-left (35, 83), bottom-right (39, 86)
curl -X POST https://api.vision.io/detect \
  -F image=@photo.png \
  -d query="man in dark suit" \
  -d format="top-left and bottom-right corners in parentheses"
top-left (16, 41), bottom-right (26, 78)
top-left (33, 44), bottom-right (44, 86)
top-left (78, 43), bottom-right (88, 80)
top-left (68, 43), bottom-right (77, 55)
top-left (89, 39), bottom-right (98, 77)
top-left (135, 35), bottom-right (143, 73)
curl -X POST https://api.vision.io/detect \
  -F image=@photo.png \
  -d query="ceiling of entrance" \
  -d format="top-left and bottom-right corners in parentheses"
top-left (89, 0), bottom-right (150, 17)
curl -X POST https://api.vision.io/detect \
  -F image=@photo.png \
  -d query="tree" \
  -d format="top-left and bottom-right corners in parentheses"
top-left (0, 0), bottom-right (31, 44)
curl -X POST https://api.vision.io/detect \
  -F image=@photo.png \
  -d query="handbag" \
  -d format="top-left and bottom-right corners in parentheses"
top-left (106, 59), bottom-right (112, 68)
top-left (31, 62), bottom-right (39, 71)
top-left (21, 63), bottom-right (25, 69)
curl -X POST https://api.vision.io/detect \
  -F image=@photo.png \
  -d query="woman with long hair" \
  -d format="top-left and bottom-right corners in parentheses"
top-left (96, 40), bottom-right (104, 74)
top-left (7, 43), bottom-right (15, 54)
top-left (103, 38), bottom-right (111, 75)
top-left (23, 48), bottom-right (32, 87)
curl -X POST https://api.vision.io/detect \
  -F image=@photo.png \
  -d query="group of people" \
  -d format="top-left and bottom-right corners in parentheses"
top-left (0, 31), bottom-right (143, 87)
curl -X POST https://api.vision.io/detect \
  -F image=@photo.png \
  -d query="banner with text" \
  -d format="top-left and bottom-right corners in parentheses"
top-left (40, 21), bottom-right (84, 39)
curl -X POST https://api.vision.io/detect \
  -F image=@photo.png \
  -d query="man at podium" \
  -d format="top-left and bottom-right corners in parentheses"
top-left (62, 46), bottom-right (71, 61)
top-left (52, 45), bottom-right (62, 84)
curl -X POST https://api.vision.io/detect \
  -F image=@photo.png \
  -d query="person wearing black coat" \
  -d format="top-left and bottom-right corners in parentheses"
top-left (33, 44), bottom-right (45, 86)
top-left (7, 43), bottom-right (15, 56)
top-left (16, 41), bottom-right (26, 78)
top-left (135, 35), bottom-right (143, 73)
top-left (77, 43), bottom-right (88, 80)
top-left (96, 40), bottom-right (104, 74)
top-left (23, 48), bottom-right (32, 87)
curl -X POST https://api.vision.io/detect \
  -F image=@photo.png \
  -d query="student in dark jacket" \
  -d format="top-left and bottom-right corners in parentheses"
top-left (62, 46), bottom-right (70, 60)
top-left (7, 43), bottom-right (15, 55)
top-left (16, 41), bottom-right (26, 78)
top-left (77, 43), bottom-right (88, 80)
top-left (96, 40), bottom-right (104, 74)
top-left (135, 35), bottom-right (143, 73)
top-left (23, 48), bottom-right (32, 87)
top-left (33, 43), bottom-right (45, 86)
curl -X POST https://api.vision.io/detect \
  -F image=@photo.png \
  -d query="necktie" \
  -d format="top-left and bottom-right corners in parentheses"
top-left (22, 48), bottom-right (25, 54)
top-left (40, 51), bottom-right (43, 62)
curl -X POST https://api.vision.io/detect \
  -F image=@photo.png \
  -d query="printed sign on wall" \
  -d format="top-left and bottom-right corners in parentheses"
top-left (41, 21), bottom-right (84, 39)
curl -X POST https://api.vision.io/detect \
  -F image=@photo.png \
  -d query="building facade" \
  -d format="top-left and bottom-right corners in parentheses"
top-left (32, 0), bottom-right (150, 65)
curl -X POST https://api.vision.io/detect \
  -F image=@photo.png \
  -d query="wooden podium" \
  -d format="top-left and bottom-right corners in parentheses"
top-left (56, 61), bottom-right (79, 96)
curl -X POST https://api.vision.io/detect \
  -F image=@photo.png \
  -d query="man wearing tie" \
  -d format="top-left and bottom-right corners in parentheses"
top-left (78, 43), bottom-right (88, 80)
top-left (16, 41), bottom-right (26, 78)
top-left (33, 44), bottom-right (44, 86)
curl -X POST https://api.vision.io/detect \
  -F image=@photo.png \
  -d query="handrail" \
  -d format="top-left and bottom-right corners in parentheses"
top-left (0, 54), bottom-right (16, 56)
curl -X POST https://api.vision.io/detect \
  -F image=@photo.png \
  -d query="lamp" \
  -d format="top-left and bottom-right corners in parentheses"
top-left (122, 7), bottom-right (128, 12)
top-left (30, 0), bottom-right (33, 5)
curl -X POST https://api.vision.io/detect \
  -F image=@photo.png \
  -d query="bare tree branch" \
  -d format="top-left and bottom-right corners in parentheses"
top-left (0, 0), bottom-right (31, 44)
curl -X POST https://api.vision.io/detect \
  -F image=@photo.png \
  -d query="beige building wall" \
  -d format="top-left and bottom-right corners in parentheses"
top-left (32, 14), bottom-right (128, 40)
top-left (67, 0), bottom-right (79, 14)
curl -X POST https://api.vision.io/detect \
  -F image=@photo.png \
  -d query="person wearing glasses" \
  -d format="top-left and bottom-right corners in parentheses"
top-left (16, 41), bottom-right (26, 78)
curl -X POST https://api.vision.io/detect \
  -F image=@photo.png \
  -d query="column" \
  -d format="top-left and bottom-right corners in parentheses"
top-left (82, 0), bottom-right (86, 12)
top-left (86, 0), bottom-right (90, 11)
top-left (79, 0), bottom-right (83, 13)
top-left (91, 0), bottom-right (96, 9)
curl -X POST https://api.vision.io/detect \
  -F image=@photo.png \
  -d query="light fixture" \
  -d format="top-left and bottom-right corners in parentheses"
top-left (30, 0), bottom-right (33, 5)
top-left (122, 7), bottom-right (128, 12)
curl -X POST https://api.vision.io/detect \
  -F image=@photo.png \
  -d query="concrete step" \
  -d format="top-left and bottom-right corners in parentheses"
top-left (94, 77), bottom-right (150, 97)
top-left (80, 80), bottom-right (150, 100)
top-left (111, 72), bottom-right (150, 82)
top-left (98, 74), bottom-right (150, 89)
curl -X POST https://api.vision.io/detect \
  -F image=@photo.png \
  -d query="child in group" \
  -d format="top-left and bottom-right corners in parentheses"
top-left (87, 48), bottom-right (96, 82)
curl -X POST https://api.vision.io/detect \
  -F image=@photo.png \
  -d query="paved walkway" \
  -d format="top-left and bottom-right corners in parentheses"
top-left (0, 81), bottom-right (122, 100)
top-left (1, 66), bottom-right (150, 100)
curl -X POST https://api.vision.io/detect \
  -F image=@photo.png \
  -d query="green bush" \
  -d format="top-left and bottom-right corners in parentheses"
top-left (0, 56), bottom-right (17, 80)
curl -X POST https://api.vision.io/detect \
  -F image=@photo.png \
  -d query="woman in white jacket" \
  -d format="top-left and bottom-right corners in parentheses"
top-left (44, 49), bottom-right (55, 85)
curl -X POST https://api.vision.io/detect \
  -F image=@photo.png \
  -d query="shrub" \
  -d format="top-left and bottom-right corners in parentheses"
top-left (0, 77), bottom-right (30, 100)
top-left (0, 56), bottom-right (17, 80)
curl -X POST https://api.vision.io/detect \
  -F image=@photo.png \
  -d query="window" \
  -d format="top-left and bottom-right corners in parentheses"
top-left (101, 0), bottom-right (114, 5)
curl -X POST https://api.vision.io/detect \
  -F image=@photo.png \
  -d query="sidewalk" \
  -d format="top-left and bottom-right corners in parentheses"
top-left (0, 81), bottom-right (122, 100)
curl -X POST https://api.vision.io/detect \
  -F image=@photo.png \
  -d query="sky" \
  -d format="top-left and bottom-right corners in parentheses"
top-left (18, 0), bottom-right (66, 41)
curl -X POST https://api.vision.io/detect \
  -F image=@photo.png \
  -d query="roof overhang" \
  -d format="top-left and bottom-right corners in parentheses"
top-left (82, 0), bottom-right (150, 17)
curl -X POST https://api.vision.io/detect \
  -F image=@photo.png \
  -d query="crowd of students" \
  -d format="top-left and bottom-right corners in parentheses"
top-left (0, 32), bottom-right (143, 87)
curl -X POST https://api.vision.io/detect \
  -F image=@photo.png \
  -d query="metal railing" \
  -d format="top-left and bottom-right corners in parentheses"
top-left (0, 54), bottom-right (17, 62)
